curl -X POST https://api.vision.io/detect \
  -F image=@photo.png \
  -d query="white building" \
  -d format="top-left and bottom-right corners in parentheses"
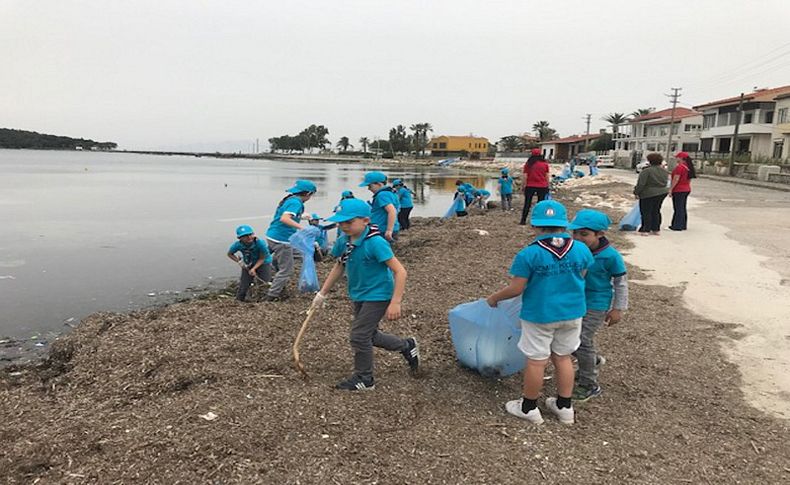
top-left (612, 107), bottom-right (702, 167)
top-left (772, 92), bottom-right (790, 160)
top-left (693, 85), bottom-right (790, 159)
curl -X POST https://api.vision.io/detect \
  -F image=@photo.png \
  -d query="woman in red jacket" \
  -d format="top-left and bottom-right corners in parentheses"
top-left (519, 148), bottom-right (551, 225)
top-left (668, 151), bottom-right (696, 231)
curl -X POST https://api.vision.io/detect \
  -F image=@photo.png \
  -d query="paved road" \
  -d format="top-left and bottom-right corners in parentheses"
top-left (604, 169), bottom-right (790, 419)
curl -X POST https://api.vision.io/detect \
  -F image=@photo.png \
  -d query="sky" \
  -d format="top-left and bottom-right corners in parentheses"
top-left (3, 0), bottom-right (790, 151)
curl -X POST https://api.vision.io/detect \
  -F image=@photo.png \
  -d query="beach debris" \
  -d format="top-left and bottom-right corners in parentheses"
top-left (9, 371), bottom-right (24, 377)
top-left (474, 229), bottom-right (490, 236)
top-left (147, 293), bottom-right (156, 297)
top-left (199, 411), bottom-right (218, 421)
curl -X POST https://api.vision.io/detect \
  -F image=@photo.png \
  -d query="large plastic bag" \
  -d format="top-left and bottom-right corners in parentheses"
top-left (619, 201), bottom-right (641, 231)
top-left (441, 195), bottom-right (467, 220)
top-left (448, 297), bottom-right (524, 377)
top-left (288, 226), bottom-right (321, 292)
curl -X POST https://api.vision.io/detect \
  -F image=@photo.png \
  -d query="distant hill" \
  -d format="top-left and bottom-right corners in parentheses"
top-left (0, 128), bottom-right (117, 150)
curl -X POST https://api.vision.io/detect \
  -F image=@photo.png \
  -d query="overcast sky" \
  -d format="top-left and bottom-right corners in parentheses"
top-left (3, 0), bottom-right (790, 151)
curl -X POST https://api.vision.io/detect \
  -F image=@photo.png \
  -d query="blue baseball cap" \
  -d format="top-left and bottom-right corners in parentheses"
top-left (341, 190), bottom-right (354, 198)
top-left (531, 200), bottom-right (569, 227)
top-left (359, 171), bottom-right (388, 187)
top-left (500, 167), bottom-right (509, 174)
top-left (391, 178), bottom-right (403, 186)
top-left (309, 213), bottom-right (320, 221)
top-left (235, 224), bottom-right (254, 237)
top-left (568, 209), bottom-right (611, 231)
top-left (326, 198), bottom-right (372, 222)
top-left (286, 179), bottom-right (317, 194)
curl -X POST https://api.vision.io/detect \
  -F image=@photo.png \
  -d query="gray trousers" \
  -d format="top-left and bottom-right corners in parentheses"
top-left (350, 301), bottom-right (407, 378)
top-left (236, 264), bottom-right (272, 301)
top-left (500, 193), bottom-right (512, 211)
top-left (266, 239), bottom-right (295, 297)
top-left (576, 309), bottom-right (607, 389)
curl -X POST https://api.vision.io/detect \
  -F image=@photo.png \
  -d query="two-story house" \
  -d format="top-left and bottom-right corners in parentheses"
top-left (428, 135), bottom-right (490, 157)
top-left (693, 85), bottom-right (790, 158)
top-left (612, 107), bottom-right (703, 163)
top-left (772, 92), bottom-right (790, 160)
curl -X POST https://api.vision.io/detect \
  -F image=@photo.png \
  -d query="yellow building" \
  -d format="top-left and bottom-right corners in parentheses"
top-left (429, 135), bottom-right (490, 157)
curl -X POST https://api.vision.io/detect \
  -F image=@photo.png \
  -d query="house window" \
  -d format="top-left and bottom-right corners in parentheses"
top-left (703, 113), bottom-right (716, 129)
top-left (671, 125), bottom-right (679, 135)
top-left (778, 108), bottom-right (788, 124)
top-left (646, 143), bottom-right (657, 151)
top-left (684, 124), bottom-right (701, 132)
top-left (764, 111), bottom-right (774, 123)
top-left (682, 142), bottom-right (699, 152)
top-left (432, 143), bottom-right (437, 148)
top-left (439, 142), bottom-right (447, 149)
top-left (773, 141), bottom-right (784, 159)
top-left (744, 113), bottom-right (753, 124)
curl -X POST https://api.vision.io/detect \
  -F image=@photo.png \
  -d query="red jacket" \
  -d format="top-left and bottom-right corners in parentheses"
top-left (524, 160), bottom-right (550, 188)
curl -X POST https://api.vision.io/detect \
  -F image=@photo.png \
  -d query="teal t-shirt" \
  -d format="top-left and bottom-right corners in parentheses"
top-left (228, 237), bottom-right (273, 265)
top-left (266, 196), bottom-right (304, 242)
top-left (331, 227), bottom-right (395, 301)
top-left (498, 176), bottom-right (514, 195)
top-left (397, 187), bottom-right (414, 209)
top-left (509, 233), bottom-right (595, 323)
top-left (585, 239), bottom-right (627, 311)
top-left (370, 187), bottom-right (401, 232)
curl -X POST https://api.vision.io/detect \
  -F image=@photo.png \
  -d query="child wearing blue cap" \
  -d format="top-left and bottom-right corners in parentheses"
top-left (313, 198), bottom-right (419, 391)
top-left (227, 225), bottom-right (273, 302)
top-left (392, 179), bottom-right (415, 230)
top-left (360, 171), bottom-right (400, 241)
top-left (308, 213), bottom-right (329, 260)
top-left (486, 200), bottom-right (594, 425)
top-left (264, 179), bottom-right (317, 301)
top-left (472, 188), bottom-right (491, 209)
top-left (568, 209), bottom-right (628, 401)
top-left (498, 168), bottom-right (514, 211)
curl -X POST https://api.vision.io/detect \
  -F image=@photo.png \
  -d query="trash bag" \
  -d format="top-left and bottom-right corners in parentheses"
top-left (545, 192), bottom-right (552, 200)
top-left (288, 226), bottom-right (321, 292)
top-left (448, 297), bottom-right (524, 377)
top-left (619, 201), bottom-right (641, 231)
top-left (442, 195), bottom-right (467, 220)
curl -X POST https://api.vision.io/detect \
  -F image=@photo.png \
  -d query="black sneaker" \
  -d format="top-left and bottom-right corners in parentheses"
top-left (401, 337), bottom-right (420, 374)
top-left (262, 292), bottom-right (289, 302)
top-left (335, 375), bottom-right (375, 391)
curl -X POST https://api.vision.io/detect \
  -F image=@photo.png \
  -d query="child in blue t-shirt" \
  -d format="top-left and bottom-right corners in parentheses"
top-left (568, 209), bottom-right (628, 401)
top-left (308, 213), bottom-right (329, 261)
top-left (498, 168), bottom-right (514, 211)
top-left (486, 200), bottom-right (594, 425)
top-left (360, 171), bottom-right (400, 241)
top-left (313, 198), bottom-right (419, 391)
top-left (264, 179), bottom-right (317, 301)
top-left (472, 188), bottom-right (491, 209)
top-left (392, 179), bottom-right (415, 230)
top-left (227, 225), bottom-right (273, 302)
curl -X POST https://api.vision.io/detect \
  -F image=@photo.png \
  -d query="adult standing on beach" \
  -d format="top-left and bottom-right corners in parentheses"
top-left (668, 151), bottom-right (696, 231)
top-left (263, 179), bottom-right (317, 301)
top-left (633, 153), bottom-right (669, 236)
top-left (519, 148), bottom-right (551, 225)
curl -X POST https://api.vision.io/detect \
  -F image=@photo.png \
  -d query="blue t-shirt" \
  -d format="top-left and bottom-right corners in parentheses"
top-left (585, 240), bottom-right (627, 311)
top-left (475, 189), bottom-right (491, 197)
top-left (498, 176), bottom-right (514, 195)
top-left (509, 233), bottom-right (595, 323)
top-left (331, 227), bottom-right (395, 301)
top-left (266, 196), bottom-right (304, 242)
top-left (228, 237), bottom-right (273, 265)
top-left (370, 187), bottom-right (401, 232)
top-left (397, 187), bottom-right (414, 209)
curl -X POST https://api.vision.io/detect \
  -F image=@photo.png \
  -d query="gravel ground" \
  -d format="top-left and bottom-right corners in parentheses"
top-left (2, 183), bottom-right (789, 484)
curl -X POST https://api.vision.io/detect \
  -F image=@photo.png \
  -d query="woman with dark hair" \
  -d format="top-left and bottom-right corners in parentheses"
top-left (668, 151), bottom-right (696, 231)
top-left (519, 148), bottom-right (551, 225)
top-left (633, 153), bottom-right (668, 236)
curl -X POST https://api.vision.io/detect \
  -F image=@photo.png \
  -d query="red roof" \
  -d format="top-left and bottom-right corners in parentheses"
top-left (643, 111), bottom-right (702, 125)
top-left (540, 134), bottom-right (600, 145)
top-left (631, 107), bottom-right (697, 122)
top-left (693, 85), bottom-right (790, 109)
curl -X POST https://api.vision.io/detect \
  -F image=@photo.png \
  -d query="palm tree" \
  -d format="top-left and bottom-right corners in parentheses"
top-left (498, 135), bottom-right (524, 152)
top-left (532, 121), bottom-right (557, 142)
top-left (409, 122), bottom-right (433, 156)
top-left (602, 113), bottom-right (629, 134)
top-left (336, 136), bottom-right (353, 153)
top-left (359, 137), bottom-right (369, 154)
top-left (630, 108), bottom-right (655, 118)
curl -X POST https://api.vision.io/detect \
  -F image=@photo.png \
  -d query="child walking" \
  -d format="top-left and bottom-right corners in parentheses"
top-left (392, 179), bottom-right (415, 230)
top-left (486, 200), bottom-right (594, 424)
top-left (497, 168), bottom-right (514, 211)
top-left (313, 198), bottom-right (419, 390)
top-left (360, 171), bottom-right (400, 242)
top-left (264, 179), bottom-right (317, 301)
top-left (227, 225), bottom-right (273, 302)
top-left (568, 209), bottom-right (628, 401)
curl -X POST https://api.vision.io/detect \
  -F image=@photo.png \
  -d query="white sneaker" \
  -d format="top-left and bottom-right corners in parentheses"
top-left (505, 399), bottom-right (544, 424)
top-left (545, 397), bottom-right (574, 424)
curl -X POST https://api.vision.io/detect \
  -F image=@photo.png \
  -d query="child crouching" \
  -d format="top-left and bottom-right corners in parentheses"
top-left (313, 198), bottom-right (419, 390)
top-left (486, 200), bottom-right (594, 424)
top-left (227, 225), bottom-right (273, 302)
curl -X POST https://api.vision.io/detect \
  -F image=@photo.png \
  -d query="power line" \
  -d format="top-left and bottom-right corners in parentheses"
top-left (690, 41), bottom-right (790, 88)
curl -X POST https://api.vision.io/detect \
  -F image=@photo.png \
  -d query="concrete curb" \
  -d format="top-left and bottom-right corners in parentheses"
top-left (697, 174), bottom-right (790, 193)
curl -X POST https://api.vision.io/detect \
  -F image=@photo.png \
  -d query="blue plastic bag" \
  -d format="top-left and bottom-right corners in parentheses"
top-left (288, 226), bottom-right (321, 292)
top-left (619, 201), bottom-right (641, 231)
top-left (545, 192), bottom-right (552, 200)
top-left (441, 195), bottom-right (467, 220)
top-left (448, 297), bottom-right (524, 377)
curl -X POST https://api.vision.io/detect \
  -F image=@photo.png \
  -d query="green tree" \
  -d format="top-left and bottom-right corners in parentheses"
top-left (630, 108), bottom-right (655, 117)
top-left (498, 135), bottom-right (524, 152)
top-left (388, 125), bottom-right (412, 154)
top-left (532, 121), bottom-right (557, 141)
top-left (409, 122), bottom-right (433, 157)
top-left (602, 113), bottom-right (629, 134)
top-left (298, 124), bottom-right (330, 152)
top-left (336, 136), bottom-right (353, 152)
top-left (589, 133), bottom-right (614, 151)
top-left (358, 137), bottom-right (370, 154)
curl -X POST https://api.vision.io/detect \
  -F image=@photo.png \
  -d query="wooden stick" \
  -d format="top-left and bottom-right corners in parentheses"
top-left (293, 305), bottom-right (317, 378)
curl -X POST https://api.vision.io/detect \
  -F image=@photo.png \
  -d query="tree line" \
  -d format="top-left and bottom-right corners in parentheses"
top-left (268, 123), bottom-right (433, 157)
top-left (0, 128), bottom-right (117, 150)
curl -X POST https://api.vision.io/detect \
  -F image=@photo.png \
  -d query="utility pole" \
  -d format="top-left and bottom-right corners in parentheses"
top-left (255, 138), bottom-right (259, 153)
top-left (728, 93), bottom-right (745, 176)
top-left (583, 113), bottom-right (591, 152)
top-left (665, 87), bottom-right (682, 165)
